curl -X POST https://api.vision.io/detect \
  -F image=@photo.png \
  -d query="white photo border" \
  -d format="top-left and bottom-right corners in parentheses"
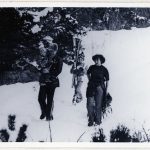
top-left (0, 1), bottom-right (150, 149)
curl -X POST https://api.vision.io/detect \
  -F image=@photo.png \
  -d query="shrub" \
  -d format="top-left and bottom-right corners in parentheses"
top-left (92, 128), bottom-right (106, 142)
top-left (0, 115), bottom-right (28, 142)
top-left (16, 124), bottom-right (28, 142)
top-left (0, 129), bottom-right (10, 142)
top-left (102, 93), bottom-right (112, 118)
top-left (8, 115), bottom-right (16, 131)
top-left (110, 125), bottom-right (131, 142)
top-left (131, 131), bottom-right (143, 142)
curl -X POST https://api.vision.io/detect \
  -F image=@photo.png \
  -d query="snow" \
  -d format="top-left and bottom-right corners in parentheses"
top-left (136, 15), bottom-right (146, 20)
top-left (29, 61), bottom-right (39, 68)
top-left (66, 14), bottom-right (71, 18)
top-left (0, 64), bottom-right (89, 142)
top-left (29, 8), bottom-right (53, 34)
top-left (1, 27), bottom-right (150, 142)
top-left (28, 8), bottom-right (53, 22)
top-left (82, 27), bottom-right (150, 136)
top-left (31, 24), bottom-right (41, 34)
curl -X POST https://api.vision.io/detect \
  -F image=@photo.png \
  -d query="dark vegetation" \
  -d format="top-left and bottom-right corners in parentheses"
top-left (92, 124), bottom-right (150, 142)
top-left (0, 115), bottom-right (28, 142)
top-left (1, 8), bottom-right (150, 85)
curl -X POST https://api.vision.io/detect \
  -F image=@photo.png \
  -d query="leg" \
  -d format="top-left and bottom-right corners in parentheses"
top-left (76, 81), bottom-right (83, 103)
top-left (94, 86), bottom-right (103, 125)
top-left (72, 88), bottom-right (77, 104)
top-left (38, 85), bottom-right (47, 119)
top-left (50, 100), bottom-right (54, 120)
top-left (46, 86), bottom-right (56, 120)
top-left (87, 96), bottom-right (95, 126)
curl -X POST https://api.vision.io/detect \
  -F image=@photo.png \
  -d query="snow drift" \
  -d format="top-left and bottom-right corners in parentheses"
top-left (1, 27), bottom-right (150, 141)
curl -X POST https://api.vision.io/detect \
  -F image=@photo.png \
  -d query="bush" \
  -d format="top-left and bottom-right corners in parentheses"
top-left (0, 115), bottom-right (28, 142)
top-left (16, 124), bottom-right (28, 142)
top-left (92, 128), bottom-right (106, 142)
top-left (131, 131), bottom-right (143, 142)
top-left (102, 93), bottom-right (112, 118)
top-left (0, 70), bottom-right (40, 85)
top-left (0, 129), bottom-right (10, 142)
top-left (8, 115), bottom-right (16, 131)
top-left (110, 125), bottom-right (131, 142)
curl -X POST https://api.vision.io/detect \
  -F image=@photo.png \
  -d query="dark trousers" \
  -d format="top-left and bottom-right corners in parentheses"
top-left (38, 84), bottom-right (56, 118)
top-left (87, 86), bottom-right (103, 125)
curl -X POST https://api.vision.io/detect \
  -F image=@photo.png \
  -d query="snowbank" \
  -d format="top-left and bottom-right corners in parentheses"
top-left (82, 27), bottom-right (150, 136)
top-left (1, 27), bottom-right (150, 141)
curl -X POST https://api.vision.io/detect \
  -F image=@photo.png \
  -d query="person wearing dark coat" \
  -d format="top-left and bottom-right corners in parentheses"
top-left (38, 36), bottom-right (63, 121)
top-left (86, 54), bottom-right (109, 126)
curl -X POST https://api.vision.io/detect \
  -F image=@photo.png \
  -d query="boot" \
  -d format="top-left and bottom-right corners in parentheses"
top-left (88, 121), bottom-right (94, 127)
top-left (40, 113), bottom-right (46, 120)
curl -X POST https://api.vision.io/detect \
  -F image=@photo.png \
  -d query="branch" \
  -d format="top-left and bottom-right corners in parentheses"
top-left (142, 125), bottom-right (150, 142)
top-left (77, 130), bottom-right (87, 142)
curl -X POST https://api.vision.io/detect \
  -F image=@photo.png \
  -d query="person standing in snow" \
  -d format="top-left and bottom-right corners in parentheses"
top-left (86, 54), bottom-right (109, 126)
top-left (38, 36), bottom-right (63, 121)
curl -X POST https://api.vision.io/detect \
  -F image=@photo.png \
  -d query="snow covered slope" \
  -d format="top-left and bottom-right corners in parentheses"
top-left (1, 27), bottom-right (150, 142)
top-left (82, 27), bottom-right (150, 136)
top-left (0, 64), bottom-right (90, 142)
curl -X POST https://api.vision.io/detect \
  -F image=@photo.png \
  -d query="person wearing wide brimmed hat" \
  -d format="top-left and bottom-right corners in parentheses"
top-left (38, 36), bottom-right (63, 121)
top-left (86, 54), bottom-right (109, 127)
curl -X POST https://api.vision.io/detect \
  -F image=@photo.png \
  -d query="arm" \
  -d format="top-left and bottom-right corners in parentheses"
top-left (104, 67), bottom-right (109, 94)
top-left (87, 66), bottom-right (91, 80)
top-left (105, 81), bottom-right (109, 94)
top-left (56, 58), bottom-right (63, 76)
top-left (50, 58), bottom-right (63, 77)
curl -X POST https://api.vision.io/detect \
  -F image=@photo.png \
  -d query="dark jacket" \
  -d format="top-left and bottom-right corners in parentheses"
top-left (86, 65), bottom-right (109, 97)
top-left (39, 56), bottom-right (63, 87)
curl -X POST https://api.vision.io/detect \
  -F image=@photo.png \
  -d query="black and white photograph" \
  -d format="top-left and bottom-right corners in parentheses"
top-left (0, 6), bottom-right (150, 142)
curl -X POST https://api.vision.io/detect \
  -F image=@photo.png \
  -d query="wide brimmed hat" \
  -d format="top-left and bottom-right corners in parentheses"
top-left (92, 54), bottom-right (105, 64)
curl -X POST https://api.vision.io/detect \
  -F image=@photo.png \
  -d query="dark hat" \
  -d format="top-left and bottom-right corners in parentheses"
top-left (92, 54), bottom-right (105, 64)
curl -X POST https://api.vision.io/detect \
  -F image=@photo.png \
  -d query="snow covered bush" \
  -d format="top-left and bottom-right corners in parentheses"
top-left (92, 128), bottom-right (106, 142)
top-left (131, 129), bottom-right (150, 142)
top-left (0, 129), bottom-right (10, 142)
top-left (16, 124), bottom-right (28, 142)
top-left (101, 93), bottom-right (112, 118)
top-left (109, 124), bottom-right (150, 142)
top-left (131, 131), bottom-right (143, 142)
top-left (91, 125), bottom-right (147, 142)
top-left (8, 115), bottom-right (16, 131)
top-left (0, 115), bottom-right (28, 142)
top-left (110, 124), bottom-right (131, 142)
